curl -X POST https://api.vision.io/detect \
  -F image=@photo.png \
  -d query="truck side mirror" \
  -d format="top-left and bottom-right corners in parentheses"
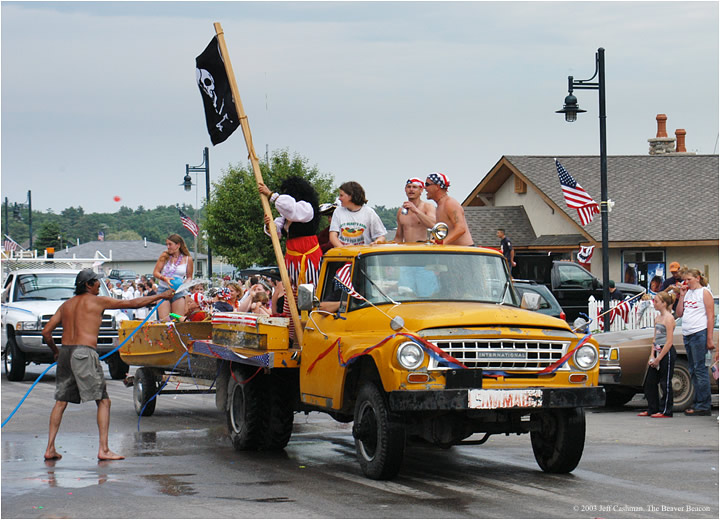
top-left (520, 292), bottom-right (541, 311)
top-left (297, 284), bottom-right (318, 311)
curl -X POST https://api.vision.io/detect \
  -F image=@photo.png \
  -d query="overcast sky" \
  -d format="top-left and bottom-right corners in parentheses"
top-left (2, 1), bottom-right (718, 217)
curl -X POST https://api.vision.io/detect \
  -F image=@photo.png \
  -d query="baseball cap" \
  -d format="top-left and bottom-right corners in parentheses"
top-left (608, 280), bottom-right (616, 288)
top-left (669, 262), bottom-right (680, 272)
top-left (75, 269), bottom-right (100, 285)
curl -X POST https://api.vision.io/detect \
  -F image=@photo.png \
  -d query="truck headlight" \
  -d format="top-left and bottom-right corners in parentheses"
top-left (396, 341), bottom-right (424, 370)
top-left (573, 345), bottom-right (598, 370)
top-left (16, 321), bottom-right (40, 331)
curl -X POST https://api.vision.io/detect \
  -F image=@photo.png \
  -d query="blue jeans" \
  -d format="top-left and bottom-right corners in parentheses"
top-left (684, 329), bottom-right (712, 411)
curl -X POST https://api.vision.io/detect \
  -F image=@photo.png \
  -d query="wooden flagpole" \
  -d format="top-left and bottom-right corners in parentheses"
top-left (213, 22), bottom-right (304, 345)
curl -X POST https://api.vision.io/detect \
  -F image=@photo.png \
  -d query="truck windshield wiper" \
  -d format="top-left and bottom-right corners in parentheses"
top-left (359, 269), bottom-right (400, 306)
top-left (498, 280), bottom-right (512, 305)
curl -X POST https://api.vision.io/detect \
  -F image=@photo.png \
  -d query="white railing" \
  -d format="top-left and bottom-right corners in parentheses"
top-left (587, 296), bottom-right (658, 332)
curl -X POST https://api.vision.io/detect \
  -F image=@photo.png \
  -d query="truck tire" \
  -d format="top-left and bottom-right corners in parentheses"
top-left (531, 407), bottom-right (585, 473)
top-left (353, 383), bottom-right (405, 480)
top-left (264, 371), bottom-right (295, 450)
top-left (671, 358), bottom-right (694, 412)
top-left (133, 367), bottom-right (158, 416)
top-left (106, 351), bottom-right (129, 380)
top-left (5, 336), bottom-right (26, 382)
top-left (226, 364), bottom-right (268, 451)
top-left (604, 387), bottom-right (636, 407)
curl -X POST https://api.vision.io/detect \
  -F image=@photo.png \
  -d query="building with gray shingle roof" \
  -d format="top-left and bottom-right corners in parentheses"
top-left (462, 154), bottom-right (718, 293)
top-left (53, 240), bottom-right (209, 278)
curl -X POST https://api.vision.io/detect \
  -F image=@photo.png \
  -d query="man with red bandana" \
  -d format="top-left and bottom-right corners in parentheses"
top-left (395, 178), bottom-right (436, 242)
top-left (422, 172), bottom-right (474, 246)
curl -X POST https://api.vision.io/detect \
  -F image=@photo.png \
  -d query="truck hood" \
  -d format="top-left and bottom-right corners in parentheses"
top-left (382, 301), bottom-right (571, 333)
top-left (2, 300), bottom-right (125, 321)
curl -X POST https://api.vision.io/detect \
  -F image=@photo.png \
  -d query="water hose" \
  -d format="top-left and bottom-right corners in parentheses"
top-left (1, 300), bottom-right (166, 428)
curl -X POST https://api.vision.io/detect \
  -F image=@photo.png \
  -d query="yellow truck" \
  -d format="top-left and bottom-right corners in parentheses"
top-left (169, 242), bottom-right (603, 480)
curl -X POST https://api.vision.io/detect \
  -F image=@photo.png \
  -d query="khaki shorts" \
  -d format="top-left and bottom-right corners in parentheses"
top-left (55, 345), bottom-right (109, 404)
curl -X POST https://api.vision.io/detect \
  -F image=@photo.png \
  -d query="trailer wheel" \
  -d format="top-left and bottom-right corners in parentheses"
top-left (226, 364), bottom-right (267, 451)
top-left (530, 407), bottom-right (585, 473)
top-left (106, 351), bottom-right (129, 380)
top-left (133, 367), bottom-right (158, 416)
top-left (353, 383), bottom-right (405, 480)
top-left (5, 336), bottom-right (26, 382)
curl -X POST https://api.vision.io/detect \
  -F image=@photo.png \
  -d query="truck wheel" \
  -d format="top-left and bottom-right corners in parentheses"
top-left (353, 383), bottom-right (405, 480)
top-left (5, 337), bottom-right (26, 382)
top-left (106, 351), bottom-right (129, 380)
top-left (531, 407), bottom-right (585, 473)
top-left (264, 371), bottom-right (294, 450)
top-left (226, 364), bottom-right (267, 451)
top-left (671, 358), bottom-right (694, 412)
top-left (133, 367), bottom-right (158, 416)
top-left (604, 387), bottom-right (636, 407)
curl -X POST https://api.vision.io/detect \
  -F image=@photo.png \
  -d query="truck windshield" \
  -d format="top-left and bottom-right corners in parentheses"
top-left (13, 273), bottom-right (110, 301)
top-left (351, 252), bottom-right (516, 308)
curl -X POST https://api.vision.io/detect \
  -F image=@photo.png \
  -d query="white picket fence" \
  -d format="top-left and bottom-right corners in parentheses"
top-left (587, 296), bottom-right (658, 332)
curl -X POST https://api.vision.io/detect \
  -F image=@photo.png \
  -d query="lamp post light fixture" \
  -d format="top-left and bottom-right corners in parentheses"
top-left (556, 47), bottom-right (610, 332)
top-left (183, 147), bottom-right (212, 278)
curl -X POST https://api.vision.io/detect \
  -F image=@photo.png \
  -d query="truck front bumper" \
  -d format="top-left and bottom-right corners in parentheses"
top-left (388, 386), bottom-right (606, 412)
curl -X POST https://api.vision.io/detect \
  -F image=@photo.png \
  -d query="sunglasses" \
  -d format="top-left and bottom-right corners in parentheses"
top-left (425, 182), bottom-right (435, 187)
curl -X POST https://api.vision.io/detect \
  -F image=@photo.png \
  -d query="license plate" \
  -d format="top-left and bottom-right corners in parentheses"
top-left (468, 389), bottom-right (543, 409)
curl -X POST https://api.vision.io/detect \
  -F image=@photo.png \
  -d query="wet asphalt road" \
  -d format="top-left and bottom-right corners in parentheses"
top-left (1, 363), bottom-right (718, 519)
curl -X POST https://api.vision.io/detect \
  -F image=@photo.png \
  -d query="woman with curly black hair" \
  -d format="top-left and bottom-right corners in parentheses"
top-left (258, 176), bottom-right (322, 339)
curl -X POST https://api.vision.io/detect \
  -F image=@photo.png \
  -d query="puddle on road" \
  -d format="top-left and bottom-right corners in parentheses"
top-left (142, 473), bottom-right (197, 496)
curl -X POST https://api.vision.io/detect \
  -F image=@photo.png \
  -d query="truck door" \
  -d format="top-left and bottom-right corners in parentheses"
top-left (299, 260), bottom-right (351, 410)
top-left (553, 263), bottom-right (599, 321)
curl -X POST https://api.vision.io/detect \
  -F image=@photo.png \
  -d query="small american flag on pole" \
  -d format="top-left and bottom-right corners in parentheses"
top-left (3, 234), bottom-right (20, 252)
top-left (555, 159), bottom-right (600, 226)
top-left (179, 208), bottom-right (199, 237)
top-left (334, 263), bottom-right (364, 300)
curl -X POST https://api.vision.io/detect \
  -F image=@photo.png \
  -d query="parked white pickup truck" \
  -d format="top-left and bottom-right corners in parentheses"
top-left (1, 268), bottom-right (129, 381)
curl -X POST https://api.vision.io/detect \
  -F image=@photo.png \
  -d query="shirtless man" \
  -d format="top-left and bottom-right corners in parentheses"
top-left (424, 172), bottom-right (474, 246)
top-left (395, 178), bottom-right (436, 242)
top-left (42, 269), bottom-right (174, 461)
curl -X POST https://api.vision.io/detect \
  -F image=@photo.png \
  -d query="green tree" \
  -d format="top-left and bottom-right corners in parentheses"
top-left (372, 205), bottom-right (400, 229)
top-left (206, 149), bottom-right (335, 268)
top-left (34, 221), bottom-right (63, 251)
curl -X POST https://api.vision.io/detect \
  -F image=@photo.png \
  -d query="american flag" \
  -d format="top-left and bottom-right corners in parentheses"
top-left (3, 234), bottom-right (20, 252)
top-left (334, 263), bottom-right (364, 300)
top-left (555, 159), bottom-right (600, 226)
top-left (610, 299), bottom-right (632, 323)
top-left (179, 209), bottom-right (199, 237)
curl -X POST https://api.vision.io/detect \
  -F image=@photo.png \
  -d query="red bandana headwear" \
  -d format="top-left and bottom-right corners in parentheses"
top-left (426, 172), bottom-right (450, 190)
top-left (406, 178), bottom-right (424, 187)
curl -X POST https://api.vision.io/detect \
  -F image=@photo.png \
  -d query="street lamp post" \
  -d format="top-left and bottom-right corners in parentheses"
top-left (556, 47), bottom-right (610, 332)
top-left (184, 147), bottom-right (212, 278)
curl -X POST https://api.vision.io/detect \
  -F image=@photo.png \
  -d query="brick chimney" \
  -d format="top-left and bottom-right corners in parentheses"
top-left (656, 113), bottom-right (668, 137)
top-left (648, 114), bottom-right (675, 154)
top-left (675, 129), bottom-right (687, 153)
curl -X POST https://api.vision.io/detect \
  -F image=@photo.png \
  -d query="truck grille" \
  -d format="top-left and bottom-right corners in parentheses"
top-left (41, 314), bottom-right (116, 345)
top-left (428, 339), bottom-right (570, 371)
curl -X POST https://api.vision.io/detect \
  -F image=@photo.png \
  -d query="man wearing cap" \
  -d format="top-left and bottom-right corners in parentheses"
top-left (42, 269), bottom-right (174, 461)
top-left (660, 262), bottom-right (684, 292)
top-left (395, 178), bottom-right (436, 243)
top-left (424, 172), bottom-right (474, 246)
top-left (608, 280), bottom-right (624, 301)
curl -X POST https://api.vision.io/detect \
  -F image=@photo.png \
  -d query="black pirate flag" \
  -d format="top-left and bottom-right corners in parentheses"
top-left (195, 36), bottom-right (240, 145)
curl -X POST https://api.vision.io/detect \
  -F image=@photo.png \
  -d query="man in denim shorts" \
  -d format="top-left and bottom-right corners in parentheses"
top-left (42, 269), bottom-right (174, 460)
